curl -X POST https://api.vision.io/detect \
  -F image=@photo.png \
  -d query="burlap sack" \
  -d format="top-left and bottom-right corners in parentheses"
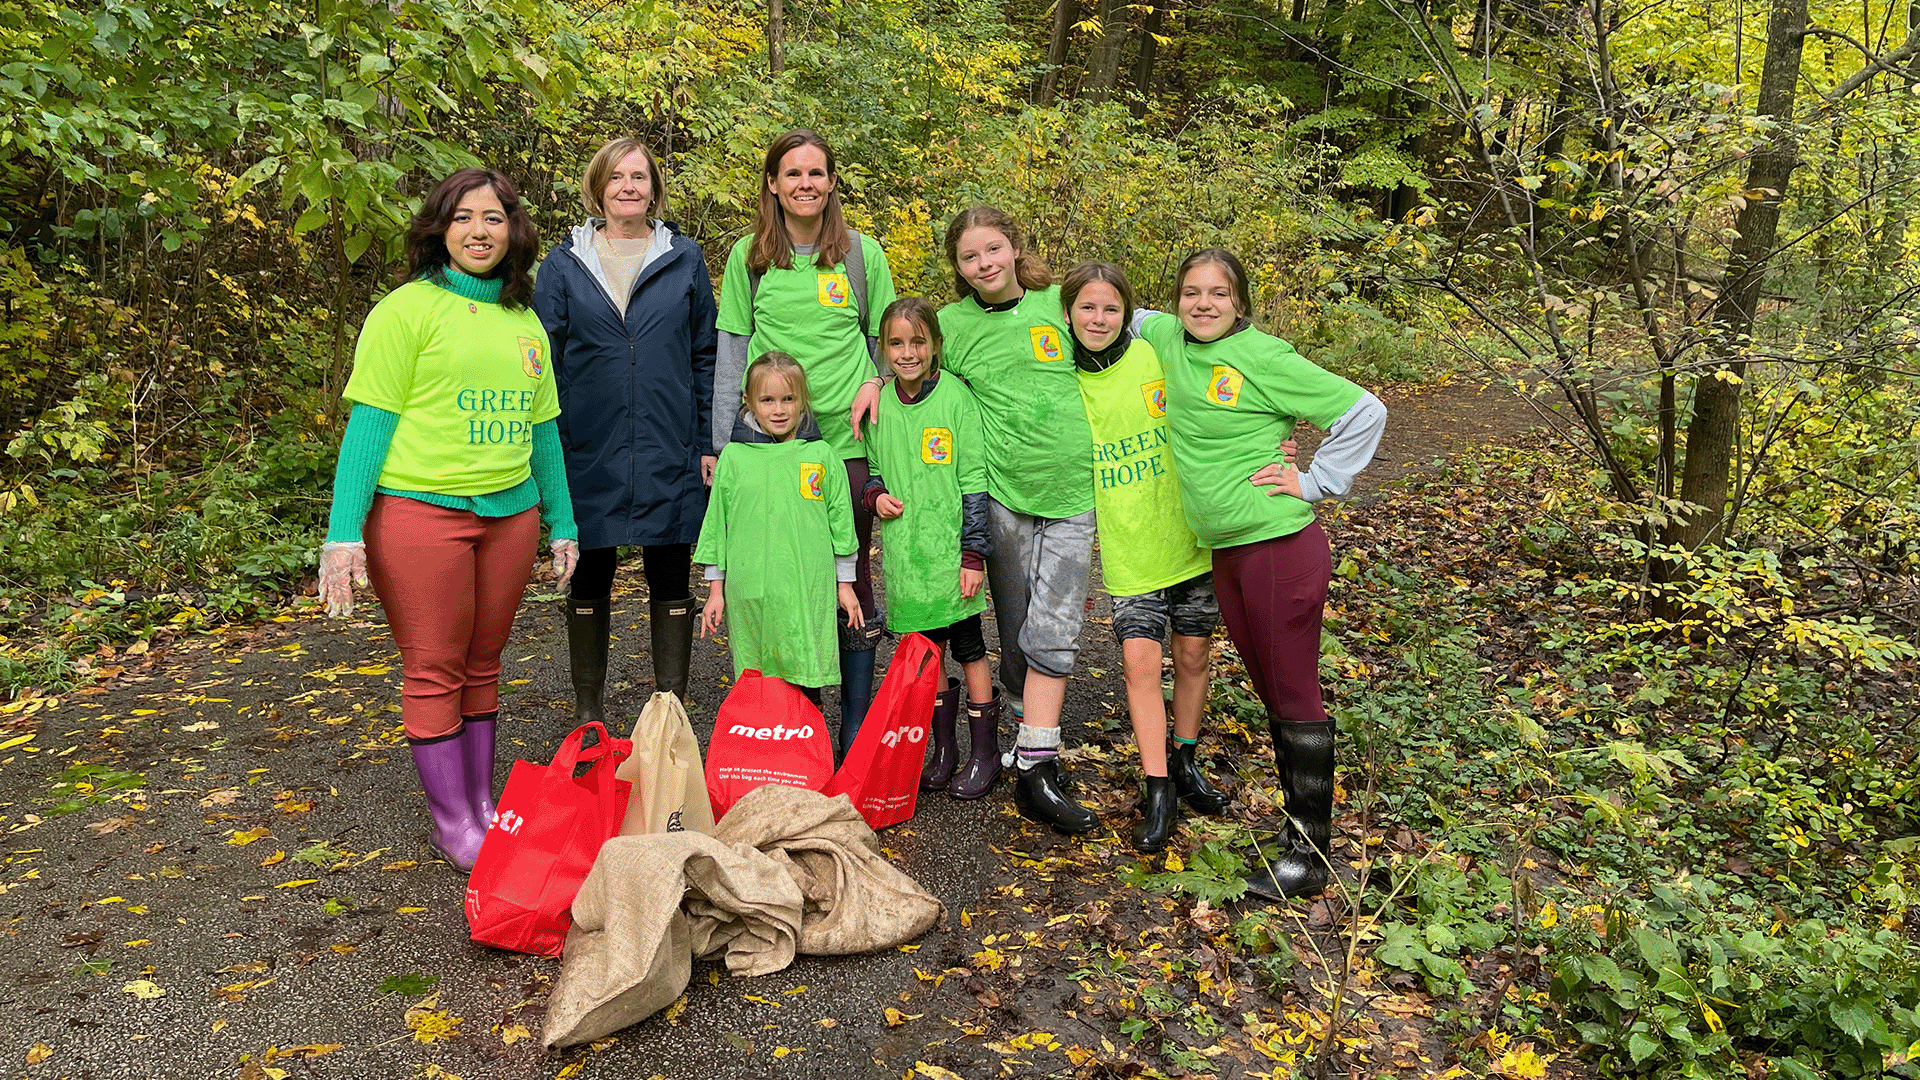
top-left (542, 831), bottom-right (802, 1048)
top-left (713, 785), bottom-right (946, 955)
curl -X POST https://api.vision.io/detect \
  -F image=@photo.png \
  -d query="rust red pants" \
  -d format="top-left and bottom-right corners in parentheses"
top-left (364, 496), bottom-right (539, 739)
top-left (1211, 521), bottom-right (1331, 726)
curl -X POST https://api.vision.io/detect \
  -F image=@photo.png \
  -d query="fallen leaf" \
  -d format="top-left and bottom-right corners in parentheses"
top-left (662, 995), bottom-right (688, 1025)
top-left (26, 1043), bottom-right (51, 1064)
top-left (122, 979), bottom-right (165, 999)
top-left (275, 879), bottom-right (318, 889)
top-left (405, 994), bottom-right (463, 1043)
top-left (284, 1044), bottom-right (343, 1058)
top-left (260, 851), bottom-right (287, 867)
top-left (500, 1023), bottom-right (531, 1045)
top-left (200, 789), bottom-right (240, 807)
top-left (913, 1064), bottom-right (965, 1080)
top-left (87, 815), bottom-right (138, 836)
top-left (379, 860), bottom-right (417, 871)
top-left (720, 1030), bottom-right (754, 1052)
top-left (211, 1018), bottom-right (226, 1033)
top-left (227, 827), bottom-right (270, 846)
top-left (884, 1007), bottom-right (922, 1027)
top-left (181, 721), bottom-right (219, 733)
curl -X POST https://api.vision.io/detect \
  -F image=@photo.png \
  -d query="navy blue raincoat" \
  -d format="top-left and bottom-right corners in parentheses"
top-left (533, 222), bottom-right (717, 550)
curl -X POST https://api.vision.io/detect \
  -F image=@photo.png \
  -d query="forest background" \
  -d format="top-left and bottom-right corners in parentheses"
top-left (2, 0), bottom-right (1920, 1074)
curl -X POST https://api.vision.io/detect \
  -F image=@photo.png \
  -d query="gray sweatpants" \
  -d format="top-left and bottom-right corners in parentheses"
top-left (986, 499), bottom-right (1095, 697)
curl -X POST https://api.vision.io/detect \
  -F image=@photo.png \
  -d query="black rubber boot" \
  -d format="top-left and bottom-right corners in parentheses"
top-left (565, 595), bottom-right (611, 728)
top-left (1132, 775), bottom-right (1177, 853)
top-left (1170, 739), bottom-right (1232, 814)
top-left (1013, 759), bottom-right (1098, 835)
top-left (948, 692), bottom-right (1002, 799)
top-left (921, 677), bottom-right (961, 791)
top-left (650, 596), bottom-right (695, 702)
top-left (1244, 720), bottom-right (1335, 901)
top-left (835, 607), bottom-right (882, 761)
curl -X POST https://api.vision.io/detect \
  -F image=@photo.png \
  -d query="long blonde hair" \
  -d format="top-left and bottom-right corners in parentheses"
top-left (742, 351), bottom-right (813, 421)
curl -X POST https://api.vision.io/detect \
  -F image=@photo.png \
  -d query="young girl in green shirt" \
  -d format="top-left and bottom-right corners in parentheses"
top-left (1063, 261), bottom-right (1235, 854)
top-left (696, 353), bottom-right (865, 745)
top-left (857, 298), bottom-right (994, 793)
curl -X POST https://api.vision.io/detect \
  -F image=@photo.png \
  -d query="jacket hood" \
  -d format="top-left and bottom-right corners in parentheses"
top-left (730, 410), bottom-right (824, 444)
top-left (565, 220), bottom-right (678, 312)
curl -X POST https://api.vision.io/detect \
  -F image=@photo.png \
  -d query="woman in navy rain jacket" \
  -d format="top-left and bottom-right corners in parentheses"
top-left (533, 137), bottom-right (718, 721)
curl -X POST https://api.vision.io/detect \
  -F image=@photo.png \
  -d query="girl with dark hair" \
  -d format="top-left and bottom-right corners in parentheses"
top-left (318, 168), bottom-right (579, 872)
top-left (1135, 247), bottom-right (1387, 899)
top-left (1062, 260), bottom-right (1235, 853)
top-left (852, 205), bottom-right (1098, 833)
top-left (534, 138), bottom-right (717, 725)
top-left (713, 129), bottom-right (896, 747)
top-left (857, 297), bottom-right (994, 783)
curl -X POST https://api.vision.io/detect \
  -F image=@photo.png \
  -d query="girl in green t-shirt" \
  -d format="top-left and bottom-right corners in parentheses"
top-left (857, 298), bottom-right (994, 794)
top-left (1063, 261), bottom-right (1235, 854)
top-left (1138, 247), bottom-right (1387, 901)
top-left (696, 353), bottom-right (865, 747)
top-left (856, 206), bottom-right (1100, 835)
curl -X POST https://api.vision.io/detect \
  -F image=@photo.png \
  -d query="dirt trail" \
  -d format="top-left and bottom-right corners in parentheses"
top-left (0, 380), bottom-right (1545, 1079)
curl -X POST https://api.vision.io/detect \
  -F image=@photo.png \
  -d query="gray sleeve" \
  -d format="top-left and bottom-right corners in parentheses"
top-left (834, 554), bottom-right (857, 582)
top-left (1298, 391), bottom-right (1387, 503)
top-left (713, 330), bottom-right (751, 456)
top-left (960, 491), bottom-right (993, 557)
top-left (1128, 308), bottom-right (1165, 335)
top-left (704, 565), bottom-right (725, 581)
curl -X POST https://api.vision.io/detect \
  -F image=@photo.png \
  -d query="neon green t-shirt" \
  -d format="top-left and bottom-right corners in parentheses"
top-left (1075, 337), bottom-right (1211, 596)
top-left (1138, 314), bottom-right (1363, 549)
top-left (693, 437), bottom-right (857, 688)
top-left (715, 233), bottom-right (896, 462)
top-left (867, 375), bottom-right (990, 633)
top-left (936, 286), bottom-right (1093, 519)
top-left (343, 279), bottom-right (560, 496)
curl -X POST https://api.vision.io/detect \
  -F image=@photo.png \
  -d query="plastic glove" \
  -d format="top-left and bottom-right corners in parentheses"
top-left (319, 541), bottom-right (368, 618)
top-left (550, 538), bottom-right (580, 593)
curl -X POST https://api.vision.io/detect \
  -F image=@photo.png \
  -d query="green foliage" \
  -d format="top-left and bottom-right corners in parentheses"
top-left (44, 763), bottom-right (146, 816)
top-left (1119, 839), bottom-right (1250, 904)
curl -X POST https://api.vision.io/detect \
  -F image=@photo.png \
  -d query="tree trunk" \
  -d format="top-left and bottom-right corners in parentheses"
top-left (769, 0), bottom-right (785, 77)
top-left (1086, 0), bottom-right (1128, 102)
top-left (1129, 0), bottom-right (1167, 117)
top-left (1038, 0), bottom-right (1078, 104)
top-left (1667, 0), bottom-right (1807, 551)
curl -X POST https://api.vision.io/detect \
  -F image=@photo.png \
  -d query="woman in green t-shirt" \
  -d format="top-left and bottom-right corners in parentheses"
top-left (714, 129), bottom-right (896, 744)
top-left (318, 168), bottom-right (580, 872)
top-left (1137, 248), bottom-right (1387, 900)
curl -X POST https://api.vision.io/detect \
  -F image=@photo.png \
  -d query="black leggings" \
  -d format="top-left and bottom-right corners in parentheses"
top-left (570, 543), bottom-right (694, 604)
top-left (845, 457), bottom-right (877, 618)
top-left (921, 613), bottom-right (988, 664)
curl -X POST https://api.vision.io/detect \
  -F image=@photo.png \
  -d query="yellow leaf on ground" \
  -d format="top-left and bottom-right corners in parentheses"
top-left (662, 995), bottom-right (688, 1025)
top-left (1494, 1044), bottom-right (1552, 1079)
top-left (260, 851), bottom-right (286, 867)
top-left (26, 1043), bottom-right (51, 1064)
top-left (405, 997), bottom-right (463, 1044)
top-left (122, 980), bottom-right (165, 998)
top-left (884, 1007), bottom-right (922, 1027)
top-left (913, 1064), bottom-right (965, 1080)
top-left (227, 827), bottom-right (270, 846)
top-left (284, 1044), bottom-right (342, 1058)
top-left (274, 879), bottom-right (317, 889)
top-left (500, 1023), bottom-right (531, 1045)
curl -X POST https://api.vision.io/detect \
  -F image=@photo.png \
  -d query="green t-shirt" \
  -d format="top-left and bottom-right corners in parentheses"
top-left (693, 437), bottom-right (857, 688)
top-left (1138, 314), bottom-right (1364, 549)
top-left (867, 375), bottom-right (990, 633)
top-left (343, 279), bottom-right (560, 496)
top-left (715, 233), bottom-right (897, 462)
top-left (936, 286), bottom-right (1093, 519)
top-left (1075, 337), bottom-right (1211, 596)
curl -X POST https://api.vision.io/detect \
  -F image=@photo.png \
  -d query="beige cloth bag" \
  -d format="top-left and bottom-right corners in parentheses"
top-left (712, 785), bottom-right (947, 956)
top-left (542, 831), bottom-right (804, 1049)
top-left (616, 692), bottom-right (716, 836)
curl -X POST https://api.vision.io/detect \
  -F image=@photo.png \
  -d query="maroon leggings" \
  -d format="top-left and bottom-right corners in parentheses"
top-left (364, 496), bottom-right (539, 739)
top-left (1211, 521), bottom-right (1331, 726)
top-left (844, 456), bottom-right (876, 618)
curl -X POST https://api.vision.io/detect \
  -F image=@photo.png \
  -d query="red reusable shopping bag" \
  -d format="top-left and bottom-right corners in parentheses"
top-left (704, 670), bottom-right (835, 820)
top-left (824, 633), bottom-right (942, 830)
top-left (465, 721), bottom-right (631, 956)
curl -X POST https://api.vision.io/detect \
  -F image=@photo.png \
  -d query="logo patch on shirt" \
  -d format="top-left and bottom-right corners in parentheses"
top-left (519, 337), bottom-right (544, 379)
top-left (1141, 379), bottom-right (1167, 418)
top-left (1029, 326), bottom-right (1063, 362)
top-left (1207, 366), bottom-right (1244, 407)
top-left (922, 427), bottom-right (953, 465)
top-left (817, 273), bottom-right (852, 308)
top-left (799, 462), bottom-right (826, 501)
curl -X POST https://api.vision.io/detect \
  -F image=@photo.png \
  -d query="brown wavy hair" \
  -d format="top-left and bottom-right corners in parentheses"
top-left (405, 168), bottom-right (538, 309)
top-left (1173, 247), bottom-right (1253, 321)
top-left (1059, 261), bottom-right (1136, 344)
top-left (580, 137), bottom-right (667, 221)
top-left (879, 297), bottom-right (944, 376)
top-left (942, 205), bottom-right (1051, 301)
top-left (748, 129), bottom-right (852, 274)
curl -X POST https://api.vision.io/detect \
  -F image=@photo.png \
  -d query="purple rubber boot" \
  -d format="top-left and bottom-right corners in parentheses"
top-left (409, 731), bottom-right (487, 871)
top-left (460, 711), bottom-right (498, 827)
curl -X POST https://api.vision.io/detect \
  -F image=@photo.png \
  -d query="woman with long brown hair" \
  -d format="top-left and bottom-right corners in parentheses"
top-left (712, 129), bottom-right (896, 755)
top-left (319, 168), bottom-right (578, 871)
